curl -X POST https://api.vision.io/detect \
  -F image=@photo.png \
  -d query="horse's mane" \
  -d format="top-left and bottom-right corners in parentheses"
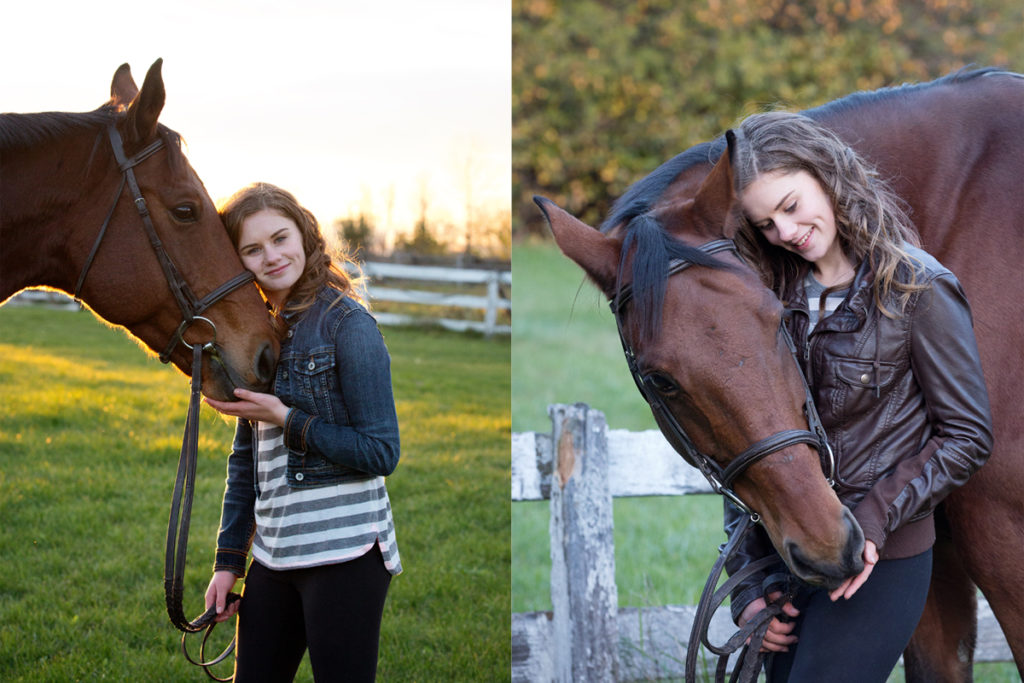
top-left (800, 66), bottom-right (1014, 121)
top-left (603, 66), bottom-right (1017, 346)
top-left (1, 105), bottom-right (186, 169)
top-left (0, 107), bottom-right (120, 150)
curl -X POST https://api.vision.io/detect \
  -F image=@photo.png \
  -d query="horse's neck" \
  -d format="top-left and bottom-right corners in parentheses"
top-left (819, 79), bottom-right (1024, 256)
top-left (1, 137), bottom-right (103, 299)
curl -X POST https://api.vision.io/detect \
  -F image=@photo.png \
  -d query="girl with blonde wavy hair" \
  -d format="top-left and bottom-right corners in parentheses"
top-left (723, 111), bottom-right (991, 682)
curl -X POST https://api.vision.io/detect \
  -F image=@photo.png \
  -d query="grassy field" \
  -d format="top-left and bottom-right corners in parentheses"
top-left (512, 240), bottom-right (1020, 682)
top-left (511, 241), bottom-right (656, 435)
top-left (0, 305), bottom-right (509, 681)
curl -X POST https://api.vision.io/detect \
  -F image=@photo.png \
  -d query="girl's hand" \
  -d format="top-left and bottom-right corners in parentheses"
top-left (205, 571), bottom-right (241, 623)
top-left (829, 540), bottom-right (879, 601)
top-left (205, 388), bottom-right (290, 427)
top-left (739, 591), bottom-right (800, 652)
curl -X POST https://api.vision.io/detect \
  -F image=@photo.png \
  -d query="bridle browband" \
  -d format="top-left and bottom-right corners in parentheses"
top-left (611, 238), bottom-right (835, 519)
top-left (75, 123), bottom-right (256, 681)
top-left (74, 123), bottom-right (255, 364)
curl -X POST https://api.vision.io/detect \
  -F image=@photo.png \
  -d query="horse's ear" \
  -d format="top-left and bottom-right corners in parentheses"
top-left (110, 63), bottom-right (139, 108)
top-left (692, 133), bottom-right (741, 239)
top-left (534, 196), bottom-right (621, 298)
top-left (124, 59), bottom-right (166, 146)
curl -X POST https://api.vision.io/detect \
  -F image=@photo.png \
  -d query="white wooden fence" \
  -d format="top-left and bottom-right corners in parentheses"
top-left (360, 261), bottom-right (510, 336)
top-left (9, 261), bottom-right (512, 336)
top-left (511, 403), bottom-right (1013, 682)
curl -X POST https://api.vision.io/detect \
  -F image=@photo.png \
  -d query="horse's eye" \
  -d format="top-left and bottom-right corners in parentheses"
top-left (643, 372), bottom-right (679, 396)
top-left (171, 204), bottom-right (198, 223)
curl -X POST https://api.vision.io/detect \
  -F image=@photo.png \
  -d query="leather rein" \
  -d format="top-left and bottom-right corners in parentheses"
top-left (610, 238), bottom-right (835, 682)
top-left (75, 124), bottom-right (253, 680)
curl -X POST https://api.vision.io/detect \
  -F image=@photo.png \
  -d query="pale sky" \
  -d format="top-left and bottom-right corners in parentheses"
top-left (2, 0), bottom-right (511, 249)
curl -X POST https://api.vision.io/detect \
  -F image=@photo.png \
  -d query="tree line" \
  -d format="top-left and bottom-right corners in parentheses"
top-left (334, 203), bottom-right (511, 262)
top-left (513, 0), bottom-right (1024, 237)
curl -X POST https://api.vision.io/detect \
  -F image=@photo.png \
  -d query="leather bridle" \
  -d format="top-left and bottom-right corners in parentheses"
top-left (75, 123), bottom-right (254, 680)
top-left (74, 123), bottom-right (255, 365)
top-left (611, 238), bottom-right (834, 519)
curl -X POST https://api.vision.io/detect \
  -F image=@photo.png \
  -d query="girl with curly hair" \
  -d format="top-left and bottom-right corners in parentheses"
top-left (203, 182), bottom-right (400, 682)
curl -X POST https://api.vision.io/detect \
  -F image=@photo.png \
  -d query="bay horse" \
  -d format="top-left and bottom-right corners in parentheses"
top-left (539, 67), bottom-right (1024, 681)
top-left (1, 59), bottom-right (278, 401)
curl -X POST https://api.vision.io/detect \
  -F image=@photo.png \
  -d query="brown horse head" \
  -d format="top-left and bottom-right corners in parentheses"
top-left (0, 60), bottom-right (278, 400)
top-left (537, 140), bottom-right (864, 589)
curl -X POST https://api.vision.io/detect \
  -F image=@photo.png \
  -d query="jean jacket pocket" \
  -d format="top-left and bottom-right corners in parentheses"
top-left (293, 346), bottom-right (337, 422)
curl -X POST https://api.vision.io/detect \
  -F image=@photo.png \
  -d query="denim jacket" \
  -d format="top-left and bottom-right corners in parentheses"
top-left (214, 286), bottom-right (401, 574)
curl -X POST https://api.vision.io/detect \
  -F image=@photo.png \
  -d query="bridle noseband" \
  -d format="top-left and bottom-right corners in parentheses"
top-left (74, 123), bottom-right (255, 365)
top-left (611, 238), bottom-right (835, 520)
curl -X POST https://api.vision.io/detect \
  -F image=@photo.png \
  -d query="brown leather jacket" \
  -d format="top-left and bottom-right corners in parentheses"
top-left (726, 245), bottom-right (993, 622)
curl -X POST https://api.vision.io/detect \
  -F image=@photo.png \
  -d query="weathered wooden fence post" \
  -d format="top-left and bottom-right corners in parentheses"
top-left (548, 403), bottom-right (619, 681)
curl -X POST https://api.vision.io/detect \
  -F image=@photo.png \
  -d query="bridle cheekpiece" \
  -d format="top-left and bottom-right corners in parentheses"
top-left (74, 123), bottom-right (255, 365)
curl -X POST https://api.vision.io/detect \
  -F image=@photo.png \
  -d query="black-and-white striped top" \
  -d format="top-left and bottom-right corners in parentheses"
top-left (251, 422), bottom-right (401, 575)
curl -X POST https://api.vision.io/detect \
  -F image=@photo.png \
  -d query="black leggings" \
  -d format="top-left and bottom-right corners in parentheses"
top-left (234, 545), bottom-right (392, 682)
top-left (767, 549), bottom-right (932, 683)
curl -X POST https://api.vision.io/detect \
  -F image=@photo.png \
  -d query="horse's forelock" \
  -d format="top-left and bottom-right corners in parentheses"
top-left (619, 215), bottom-right (669, 344)
top-left (620, 214), bottom-right (733, 346)
top-left (157, 125), bottom-right (186, 172)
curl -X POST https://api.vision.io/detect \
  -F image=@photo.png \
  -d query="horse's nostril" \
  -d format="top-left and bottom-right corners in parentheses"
top-left (256, 343), bottom-right (276, 386)
top-left (785, 540), bottom-right (819, 583)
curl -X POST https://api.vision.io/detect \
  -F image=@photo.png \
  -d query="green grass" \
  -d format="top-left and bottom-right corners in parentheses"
top-left (511, 240), bottom-right (656, 434)
top-left (0, 305), bottom-right (509, 681)
top-left (511, 240), bottom-right (1020, 681)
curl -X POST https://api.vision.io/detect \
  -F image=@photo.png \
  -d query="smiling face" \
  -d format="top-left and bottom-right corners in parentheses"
top-left (236, 209), bottom-right (307, 308)
top-left (740, 169), bottom-right (856, 285)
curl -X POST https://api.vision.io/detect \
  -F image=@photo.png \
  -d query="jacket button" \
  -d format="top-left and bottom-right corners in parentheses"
top-left (308, 361), bottom-right (316, 370)
top-left (286, 329), bottom-right (293, 338)
top-left (860, 373), bottom-right (871, 384)
top-left (295, 472), bottom-right (304, 481)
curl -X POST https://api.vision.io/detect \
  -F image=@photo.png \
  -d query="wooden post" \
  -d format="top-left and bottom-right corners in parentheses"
top-left (548, 403), bottom-right (619, 681)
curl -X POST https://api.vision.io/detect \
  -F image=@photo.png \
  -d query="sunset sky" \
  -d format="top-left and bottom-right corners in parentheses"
top-left (2, 0), bottom-right (511, 249)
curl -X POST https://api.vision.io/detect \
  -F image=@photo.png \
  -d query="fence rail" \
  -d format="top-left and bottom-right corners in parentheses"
top-left (360, 261), bottom-right (510, 336)
top-left (8, 261), bottom-right (511, 336)
top-left (512, 403), bottom-right (1012, 682)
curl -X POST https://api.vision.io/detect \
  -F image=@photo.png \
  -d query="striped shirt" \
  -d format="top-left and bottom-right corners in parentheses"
top-left (251, 422), bottom-right (402, 575)
top-left (804, 273), bottom-right (849, 332)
